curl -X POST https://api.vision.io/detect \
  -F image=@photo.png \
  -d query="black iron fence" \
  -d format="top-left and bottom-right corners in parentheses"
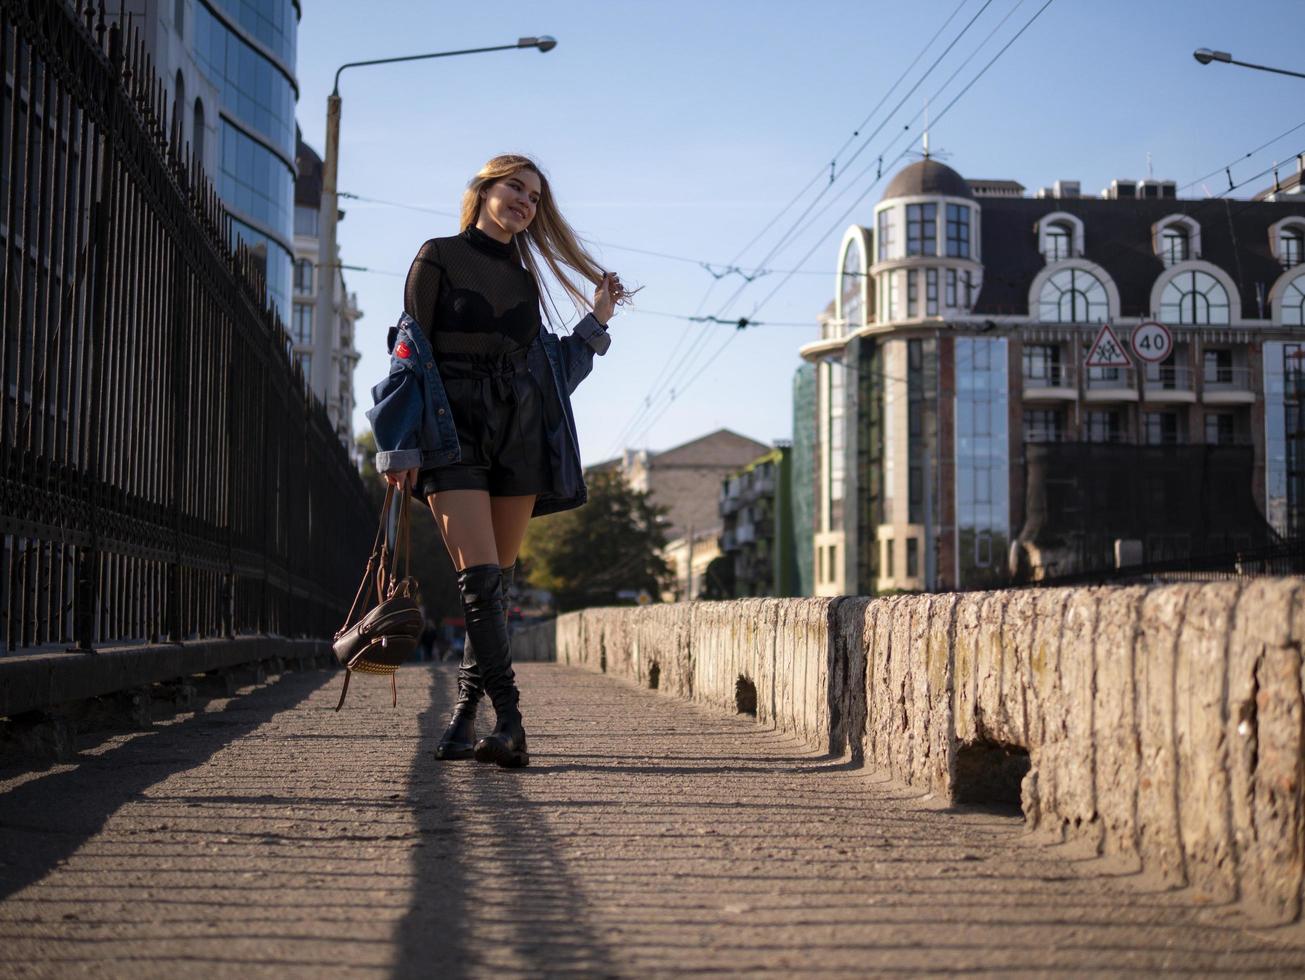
top-left (0, 0), bottom-right (372, 655)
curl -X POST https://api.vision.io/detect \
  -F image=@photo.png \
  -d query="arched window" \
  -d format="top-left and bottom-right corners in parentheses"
top-left (192, 98), bottom-right (205, 164)
top-left (1037, 211), bottom-right (1084, 262)
top-left (1160, 269), bottom-right (1230, 325)
top-left (1160, 226), bottom-right (1189, 266)
top-left (1283, 272), bottom-right (1305, 327)
top-left (1045, 222), bottom-right (1072, 262)
top-left (1038, 267), bottom-right (1108, 323)
top-left (1152, 214), bottom-right (1201, 267)
top-left (174, 71), bottom-right (185, 141)
top-left (1281, 225), bottom-right (1304, 268)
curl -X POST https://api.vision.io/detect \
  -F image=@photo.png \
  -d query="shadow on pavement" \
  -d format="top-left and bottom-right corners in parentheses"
top-left (394, 666), bottom-right (620, 978)
top-left (0, 667), bottom-right (331, 903)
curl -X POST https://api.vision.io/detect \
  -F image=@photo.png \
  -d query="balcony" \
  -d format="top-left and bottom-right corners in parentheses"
top-left (1022, 363), bottom-right (1077, 401)
top-left (1084, 366), bottom-right (1138, 402)
top-left (1141, 363), bottom-right (1195, 403)
top-left (1202, 365), bottom-right (1256, 404)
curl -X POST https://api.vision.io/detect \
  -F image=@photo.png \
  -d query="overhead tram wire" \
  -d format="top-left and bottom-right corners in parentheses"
top-left (768, 0), bottom-right (1033, 259)
top-left (622, 0), bottom-right (1059, 451)
top-left (605, 0), bottom-right (1005, 456)
top-left (1178, 118), bottom-right (1305, 194)
top-left (338, 191), bottom-right (836, 276)
top-left (745, 0), bottom-right (1060, 320)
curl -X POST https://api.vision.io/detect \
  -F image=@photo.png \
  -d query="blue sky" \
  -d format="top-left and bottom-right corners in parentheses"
top-left (295, 0), bottom-right (1305, 466)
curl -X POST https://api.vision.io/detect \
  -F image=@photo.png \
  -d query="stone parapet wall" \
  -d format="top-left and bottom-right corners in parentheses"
top-left (514, 579), bottom-right (1305, 923)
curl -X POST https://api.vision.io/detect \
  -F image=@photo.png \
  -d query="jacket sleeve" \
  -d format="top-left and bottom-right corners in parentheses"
top-left (365, 350), bottom-right (425, 474)
top-left (557, 313), bottom-right (610, 395)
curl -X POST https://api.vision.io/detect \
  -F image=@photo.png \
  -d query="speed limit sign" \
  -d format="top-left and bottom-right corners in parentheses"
top-left (1130, 321), bottom-right (1173, 364)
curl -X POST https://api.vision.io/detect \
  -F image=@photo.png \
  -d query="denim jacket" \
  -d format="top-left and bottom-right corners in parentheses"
top-left (366, 311), bottom-right (611, 518)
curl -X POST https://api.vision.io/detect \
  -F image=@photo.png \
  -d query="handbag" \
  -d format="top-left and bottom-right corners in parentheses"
top-left (332, 484), bottom-right (424, 711)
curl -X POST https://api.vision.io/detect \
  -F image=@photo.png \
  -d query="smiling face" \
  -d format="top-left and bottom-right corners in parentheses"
top-left (477, 168), bottom-right (542, 241)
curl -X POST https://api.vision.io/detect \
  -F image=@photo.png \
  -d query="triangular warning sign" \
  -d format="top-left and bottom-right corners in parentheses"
top-left (1085, 323), bottom-right (1131, 368)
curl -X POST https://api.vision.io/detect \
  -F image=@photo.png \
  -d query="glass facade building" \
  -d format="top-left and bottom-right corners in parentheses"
top-left (193, 0), bottom-right (299, 320)
top-left (953, 338), bottom-right (1010, 588)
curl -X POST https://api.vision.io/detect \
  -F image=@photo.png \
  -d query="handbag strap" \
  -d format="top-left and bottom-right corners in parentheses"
top-left (384, 491), bottom-right (414, 595)
top-left (341, 484), bottom-right (395, 632)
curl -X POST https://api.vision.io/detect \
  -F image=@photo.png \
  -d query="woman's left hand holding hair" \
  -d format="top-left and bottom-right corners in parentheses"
top-left (593, 272), bottom-right (625, 326)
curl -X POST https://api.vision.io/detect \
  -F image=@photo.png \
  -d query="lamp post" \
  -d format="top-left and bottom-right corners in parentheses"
top-left (1192, 48), bottom-right (1305, 81)
top-left (313, 36), bottom-right (557, 409)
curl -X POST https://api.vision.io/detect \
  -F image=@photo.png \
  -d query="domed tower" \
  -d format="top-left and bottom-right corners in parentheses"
top-left (870, 158), bottom-right (983, 324)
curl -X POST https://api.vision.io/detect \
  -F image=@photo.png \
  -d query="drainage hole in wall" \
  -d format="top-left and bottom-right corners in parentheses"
top-left (648, 662), bottom-right (660, 689)
top-left (735, 675), bottom-right (757, 716)
top-left (954, 740), bottom-right (1030, 813)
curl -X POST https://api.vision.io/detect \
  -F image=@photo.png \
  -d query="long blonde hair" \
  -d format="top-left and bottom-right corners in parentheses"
top-left (460, 154), bottom-right (632, 326)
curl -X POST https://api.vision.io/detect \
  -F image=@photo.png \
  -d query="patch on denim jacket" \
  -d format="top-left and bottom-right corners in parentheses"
top-left (395, 341), bottom-right (412, 359)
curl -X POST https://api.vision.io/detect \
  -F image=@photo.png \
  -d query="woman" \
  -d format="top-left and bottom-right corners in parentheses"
top-left (367, 154), bottom-right (628, 769)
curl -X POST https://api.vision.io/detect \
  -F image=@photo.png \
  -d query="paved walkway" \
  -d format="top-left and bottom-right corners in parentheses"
top-left (2, 661), bottom-right (1305, 978)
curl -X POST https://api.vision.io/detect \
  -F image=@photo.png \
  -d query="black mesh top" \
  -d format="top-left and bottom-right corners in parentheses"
top-left (403, 226), bottom-right (542, 356)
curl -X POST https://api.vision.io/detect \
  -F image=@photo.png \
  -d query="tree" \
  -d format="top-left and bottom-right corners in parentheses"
top-left (355, 432), bottom-right (461, 621)
top-left (521, 469), bottom-right (671, 612)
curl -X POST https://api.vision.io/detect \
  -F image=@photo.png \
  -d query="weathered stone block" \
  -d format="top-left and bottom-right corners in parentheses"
top-left (1228, 578), bottom-right (1304, 923)
top-left (1091, 585), bottom-right (1147, 865)
top-left (1135, 584), bottom-right (1199, 887)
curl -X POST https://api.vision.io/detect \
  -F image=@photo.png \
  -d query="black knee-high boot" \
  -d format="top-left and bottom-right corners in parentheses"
top-left (434, 564), bottom-right (514, 760)
top-left (456, 563), bottom-right (528, 768)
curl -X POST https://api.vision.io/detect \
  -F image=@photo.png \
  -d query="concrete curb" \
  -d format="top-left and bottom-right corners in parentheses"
top-left (0, 637), bottom-right (333, 718)
top-left (515, 578), bottom-right (1305, 924)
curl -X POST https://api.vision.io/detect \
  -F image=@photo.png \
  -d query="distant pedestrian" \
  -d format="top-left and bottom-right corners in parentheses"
top-left (367, 154), bottom-right (632, 768)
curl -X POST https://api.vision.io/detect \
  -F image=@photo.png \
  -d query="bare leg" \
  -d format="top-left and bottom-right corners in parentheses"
top-left (427, 490), bottom-right (497, 570)
top-left (489, 494), bottom-right (537, 568)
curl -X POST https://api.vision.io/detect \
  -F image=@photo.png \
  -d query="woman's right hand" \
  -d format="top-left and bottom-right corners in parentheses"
top-left (383, 467), bottom-right (419, 490)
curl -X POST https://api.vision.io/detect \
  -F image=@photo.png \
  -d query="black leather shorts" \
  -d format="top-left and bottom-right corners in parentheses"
top-left (417, 347), bottom-right (555, 498)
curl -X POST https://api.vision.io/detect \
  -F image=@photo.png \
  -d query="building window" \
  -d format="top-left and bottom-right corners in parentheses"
top-left (1203, 348), bottom-right (1232, 384)
top-left (175, 71), bottom-right (186, 138)
top-left (294, 351), bottom-right (311, 377)
top-left (175, 0), bottom-right (184, 35)
top-left (1038, 267), bottom-right (1108, 323)
top-left (885, 539), bottom-right (894, 578)
top-left (877, 209), bottom-right (894, 261)
top-left (1024, 409), bottom-right (1063, 443)
top-left (1160, 226), bottom-right (1189, 266)
top-left (1160, 269), bottom-right (1230, 325)
top-left (907, 269), bottom-right (918, 316)
top-left (1284, 272), bottom-right (1305, 326)
top-left (1205, 411), bottom-right (1236, 445)
top-left (295, 205), bottom-right (320, 237)
top-left (945, 269), bottom-right (957, 308)
top-left (193, 98), bottom-right (205, 163)
top-left (292, 303), bottom-right (313, 344)
top-left (926, 268), bottom-right (938, 315)
top-left (1045, 222), bottom-right (1071, 261)
top-left (1143, 411), bottom-right (1181, 445)
top-left (906, 203), bottom-right (937, 256)
top-left (1085, 409), bottom-right (1122, 443)
top-left (1022, 343), bottom-right (1061, 383)
top-left (828, 544), bottom-right (838, 581)
top-left (945, 204), bottom-right (970, 258)
top-left (906, 538), bottom-right (919, 578)
top-left (1280, 227), bottom-right (1303, 267)
top-left (294, 258), bottom-right (314, 294)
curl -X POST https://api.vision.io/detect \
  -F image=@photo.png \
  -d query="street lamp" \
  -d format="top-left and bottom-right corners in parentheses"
top-left (1192, 48), bottom-right (1305, 80)
top-left (312, 36), bottom-right (557, 402)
